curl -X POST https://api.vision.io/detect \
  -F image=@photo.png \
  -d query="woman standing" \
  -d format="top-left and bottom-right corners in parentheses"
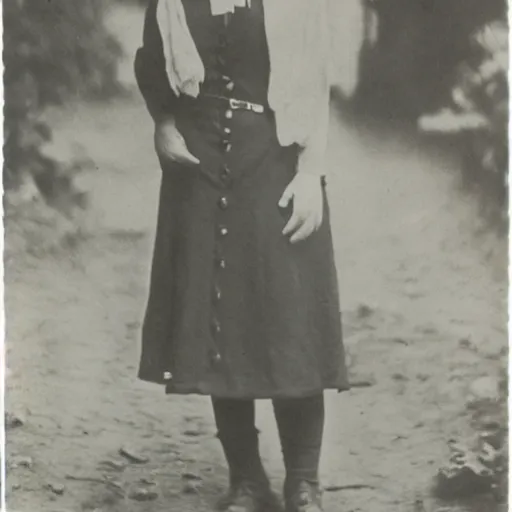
top-left (135, 1), bottom-right (349, 510)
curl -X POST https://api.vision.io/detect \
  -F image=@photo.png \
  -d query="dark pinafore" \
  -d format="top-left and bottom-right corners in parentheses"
top-left (135, 0), bottom-right (349, 398)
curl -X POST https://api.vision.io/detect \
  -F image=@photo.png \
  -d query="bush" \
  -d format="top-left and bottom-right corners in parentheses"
top-left (356, 0), bottom-right (508, 231)
top-left (356, 0), bottom-right (505, 118)
top-left (3, 0), bottom-right (122, 207)
top-left (418, 20), bottom-right (508, 231)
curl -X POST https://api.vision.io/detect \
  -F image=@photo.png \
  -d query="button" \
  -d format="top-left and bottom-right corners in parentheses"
top-left (218, 225), bottom-right (228, 237)
top-left (163, 371), bottom-right (173, 381)
top-left (224, 127), bottom-right (231, 135)
top-left (218, 196), bottom-right (228, 210)
top-left (211, 318), bottom-right (221, 336)
top-left (218, 258), bottom-right (227, 269)
top-left (225, 110), bottom-right (233, 120)
top-left (214, 286), bottom-right (222, 301)
top-left (225, 81), bottom-right (235, 92)
top-left (222, 140), bottom-right (232, 152)
top-left (210, 350), bottom-right (222, 365)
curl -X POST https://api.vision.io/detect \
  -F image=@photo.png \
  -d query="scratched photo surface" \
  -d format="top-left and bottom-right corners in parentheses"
top-left (4, 1), bottom-right (508, 512)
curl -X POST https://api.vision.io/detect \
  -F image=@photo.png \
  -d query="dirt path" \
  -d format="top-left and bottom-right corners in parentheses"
top-left (6, 6), bottom-right (507, 512)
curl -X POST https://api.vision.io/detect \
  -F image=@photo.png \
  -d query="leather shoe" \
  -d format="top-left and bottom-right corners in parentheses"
top-left (218, 481), bottom-right (282, 512)
top-left (285, 481), bottom-right (323, 512)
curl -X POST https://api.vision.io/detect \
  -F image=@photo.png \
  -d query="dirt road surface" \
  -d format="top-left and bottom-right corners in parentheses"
top-left (5, 6), bottom-right (507, 512)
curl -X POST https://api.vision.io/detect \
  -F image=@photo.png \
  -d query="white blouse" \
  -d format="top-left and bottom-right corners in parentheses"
top-left (210, 0), bottom-right (250, 16)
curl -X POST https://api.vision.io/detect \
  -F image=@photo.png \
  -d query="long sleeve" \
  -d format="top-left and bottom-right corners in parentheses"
top-left (296, 87), bottom-right (330, 177)
top-left (135, 0), bottom-right (179, 122)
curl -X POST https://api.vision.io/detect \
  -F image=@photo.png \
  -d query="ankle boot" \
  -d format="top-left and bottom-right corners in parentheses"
top-left (216, 429), bottom-right (281, 511)
top-left (212, 398), bottom-right (281, 511)
top-left (284, 480), bottom-right (323, 512)
top-left (218, 480), bottom-right (282, 512)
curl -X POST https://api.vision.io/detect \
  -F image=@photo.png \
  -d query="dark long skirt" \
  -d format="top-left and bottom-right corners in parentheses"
top-left (138, 102), bottom-right (349, 399)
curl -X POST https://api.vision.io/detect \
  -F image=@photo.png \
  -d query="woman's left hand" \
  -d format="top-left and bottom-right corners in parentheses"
top-left (279, 173), bottom-right (324, 244)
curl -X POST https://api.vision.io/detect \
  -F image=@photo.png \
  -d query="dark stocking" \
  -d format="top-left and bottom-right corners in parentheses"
top-left (273, 394), bottom-right (325, 488)
top-left (211, 397), bottom-right (268, 487)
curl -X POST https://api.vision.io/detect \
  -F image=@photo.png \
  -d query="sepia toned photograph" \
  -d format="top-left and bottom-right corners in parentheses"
top-left (3, 1), bottom-right (508, 511)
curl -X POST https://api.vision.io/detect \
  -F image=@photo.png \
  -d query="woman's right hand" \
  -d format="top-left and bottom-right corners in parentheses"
top-left (154, 119), bottom-right (200, 166)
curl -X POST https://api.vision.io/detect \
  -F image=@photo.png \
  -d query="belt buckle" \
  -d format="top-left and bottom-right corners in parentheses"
top-left (229, 98), bottom-right (264, 114)
top-left (229, 98), bottom-right (247, 110)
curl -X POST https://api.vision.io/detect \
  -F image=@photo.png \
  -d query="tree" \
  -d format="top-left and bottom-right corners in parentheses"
top-left (3, 0), bottom-right (121, 204)
top-left (357, 0), bottom-right (506, 118)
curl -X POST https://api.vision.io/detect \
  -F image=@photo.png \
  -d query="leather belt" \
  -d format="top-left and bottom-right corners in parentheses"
top-left (201, 93), bottom-right (266, 114)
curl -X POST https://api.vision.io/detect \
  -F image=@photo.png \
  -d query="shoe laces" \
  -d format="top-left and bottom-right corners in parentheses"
top-left (294, 481), bottom-right (322, 511)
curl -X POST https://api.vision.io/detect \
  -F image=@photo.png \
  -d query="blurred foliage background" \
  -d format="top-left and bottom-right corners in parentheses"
top-left (357, 0), bottom-right (508, 232)
top-left (4, 0), bottom-right (122, 209)
top-left (2, 0), bottom-right (509, 228)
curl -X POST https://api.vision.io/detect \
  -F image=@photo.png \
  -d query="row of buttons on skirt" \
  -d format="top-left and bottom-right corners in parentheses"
top-left (209, 77), bottom-right (236, 366)
top-left (164, 78), bottom-right (236, 382)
